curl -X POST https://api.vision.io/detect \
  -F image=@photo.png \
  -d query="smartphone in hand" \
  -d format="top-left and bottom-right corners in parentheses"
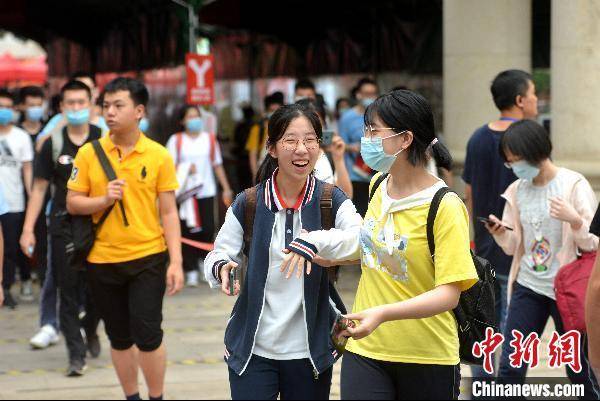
top-left (477, 217), bottom-right (513, 231)
top-left (331, 313), bottom-right (356, 353)
top-left (322, 130), bottom-right (334, 147)
top-left (229, 268), bottom-right (237, 295)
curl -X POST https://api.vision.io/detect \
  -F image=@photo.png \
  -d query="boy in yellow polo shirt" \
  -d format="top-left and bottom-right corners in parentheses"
top-left (67, 77), bottom-right (183, 401)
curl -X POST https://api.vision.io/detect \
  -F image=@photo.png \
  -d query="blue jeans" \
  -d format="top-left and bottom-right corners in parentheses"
top-left (38, 233), bottom-right (58, 330)
top-left (470, 273), bottom-right (509, 379)
top-left (228, 355), bottom-right (333, 400)
top-left (499, 282), bottom-right (599, 400)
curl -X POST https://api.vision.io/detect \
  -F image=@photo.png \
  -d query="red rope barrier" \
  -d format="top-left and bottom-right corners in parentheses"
top-left (181, 237), bottom-right (214, 251)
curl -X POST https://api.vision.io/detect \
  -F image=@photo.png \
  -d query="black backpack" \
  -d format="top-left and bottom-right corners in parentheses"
top-left (369, 174), bottom-right (497, 365)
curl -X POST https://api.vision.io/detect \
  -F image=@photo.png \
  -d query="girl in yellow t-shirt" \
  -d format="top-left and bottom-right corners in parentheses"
top-left (339, 90), bottom-right (478, 400)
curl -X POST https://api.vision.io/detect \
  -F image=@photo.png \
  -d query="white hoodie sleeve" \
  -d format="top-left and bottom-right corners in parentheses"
top-left (288, 198), bottom-right (362, 262)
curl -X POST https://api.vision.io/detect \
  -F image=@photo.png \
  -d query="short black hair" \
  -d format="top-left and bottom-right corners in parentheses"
top-left (335, 98), bottom-right (350, 109)
top-left (356, 77), bottom-right (378, 93)
top-left (491, 70), bottom-right (533, 111)
top-left (18, 86), bottom-right (44, 103)
top-left (264, 91), bottom-right (284, 109)
top-left (500, 119), bottom-right (552, 164)
top-left (70, 71), bottom-right (96, 87)
top-left (60, 80), bottom-right (92, 100)
top-left (177, 104), bottom-right (199, 122)
top-left (0, 88), bottom-right (14, 103)
top-left (103, 77), bottom-right (149, 107)
top-left (296, 98), bottom-right (326, 122)
top-left (295, 78), bottom-right (316, 92)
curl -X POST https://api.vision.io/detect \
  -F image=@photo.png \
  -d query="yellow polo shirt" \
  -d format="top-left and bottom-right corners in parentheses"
top-left (67, 132), bottom-right (179, 264)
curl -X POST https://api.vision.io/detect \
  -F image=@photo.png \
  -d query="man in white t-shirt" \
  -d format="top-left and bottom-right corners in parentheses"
top-left (0, 89), bottom-right (34, 309)
top-left (0, 186), bottom-right (8, 307)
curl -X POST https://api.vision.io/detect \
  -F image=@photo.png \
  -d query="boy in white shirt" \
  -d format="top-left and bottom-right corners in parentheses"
top-left (0, 89), bottom-right (34, 309)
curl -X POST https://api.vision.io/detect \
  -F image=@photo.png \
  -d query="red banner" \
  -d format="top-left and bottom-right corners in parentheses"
top-left (185, 54), bottom-right (214, 105)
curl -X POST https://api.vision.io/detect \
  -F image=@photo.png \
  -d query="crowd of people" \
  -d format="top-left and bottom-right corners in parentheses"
top-left (0, 69), bottom-right (599, 401)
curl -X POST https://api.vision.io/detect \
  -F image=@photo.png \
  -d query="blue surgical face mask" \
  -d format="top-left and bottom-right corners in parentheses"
top-left (66, 108), bottom-right (90, 126)
top-left (361, 98), bottom-right (376, 108)
top-left (26, 106), bottom-right (44, 122)
top-left (186, 117), bottom-right (203, 132)
top-left (139, 117), bottom-right (149, 132)
top-left (360, 131), bottom-right (407, 173)
top-left (509, 160), bottom-right (540, 181)
top-left (0, 108), bottom-right (14, 125)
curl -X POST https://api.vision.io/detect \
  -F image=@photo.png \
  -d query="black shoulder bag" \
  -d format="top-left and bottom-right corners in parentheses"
top-left (65, 140), bottom-right (129, 270)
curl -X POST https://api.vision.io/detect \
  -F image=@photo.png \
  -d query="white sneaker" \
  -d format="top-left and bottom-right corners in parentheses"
top-left (30, 325), bottom-right (60, 349)
top-left (186, 270), bottom-right (199, 287)
top-left (20, 280), bottom-right (34, 302)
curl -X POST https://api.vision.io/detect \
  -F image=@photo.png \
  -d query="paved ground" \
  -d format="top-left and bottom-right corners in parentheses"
top-left (0, 268), bottom-right (564, 400)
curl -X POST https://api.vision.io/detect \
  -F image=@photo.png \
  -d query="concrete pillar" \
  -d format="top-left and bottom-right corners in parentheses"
top-left (443, 0), bottom-right (532, 172)
top-left (551, 0), bottom-right (600, 190)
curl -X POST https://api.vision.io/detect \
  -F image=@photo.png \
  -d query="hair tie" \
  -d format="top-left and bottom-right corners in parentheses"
top-left (429, 138), bottom-right (438, 148)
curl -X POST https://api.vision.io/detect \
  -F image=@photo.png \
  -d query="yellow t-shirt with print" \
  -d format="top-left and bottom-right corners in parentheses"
top-left (67, 133), bottom-right (179, 264)
top-left (345, 174), bottom-right (478, 365)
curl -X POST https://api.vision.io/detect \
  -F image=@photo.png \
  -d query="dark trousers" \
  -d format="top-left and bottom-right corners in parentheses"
top-left (229, 355), bottom-right (333, 400)
top-left (499, 282), bottom-right (599, 400)
top-left (1, 212), bottom-right (29, 290)
top-left (88, 252), bottom-right (168, 352)
top-left (31, 211), bottom-right (48, 284)
top-left (341, 351), bottom-right (461, 400)
top-left (180, 196), bottom-right (215, 272)
top-left (351, 181), bottom-right (370, 217)
top-left (80, 279), bottom-right (100, 338)
top-left (52, 233), bottom-right (88, 362)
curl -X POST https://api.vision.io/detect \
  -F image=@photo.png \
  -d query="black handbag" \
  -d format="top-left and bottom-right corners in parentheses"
top-left (65, 140), bottom-right (129, 270)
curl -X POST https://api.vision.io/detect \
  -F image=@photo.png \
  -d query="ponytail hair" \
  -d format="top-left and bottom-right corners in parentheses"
top-left (256, 103), bottom-right (323, 183)
top-left (365, 90), bottom-right (453, 171)
top-left (256, 154), bottom-right (279, 184)
top-left (430, 139), bottom-right (453, 171)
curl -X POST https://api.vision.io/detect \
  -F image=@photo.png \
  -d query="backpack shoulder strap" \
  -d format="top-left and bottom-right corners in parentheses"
top-left (51, 126), bottom-right (64, 165)
top-left (243, 186), bottom-right (258, 253)
top-left (320, 183), bottom-right (340, 283)
top-left (91, 140), bottom-right (129, 227)
top-left (175, 133), bottom-right (183, 166)
top-left (320, 183), bottom-right (335, 230)
top-left (209, 133), bottom-right (217, 165)
top-left (369, 173), bottom-right (389, 202)
top-left (427, 187), bottom-right (455, 260)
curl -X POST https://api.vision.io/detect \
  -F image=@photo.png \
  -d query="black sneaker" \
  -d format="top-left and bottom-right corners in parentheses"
top-left (86, 334), bottom-right (101, 359)
top-left (2, 291), bottom-right (17, 309)
top-left (66, 359), bottom-right (87, 377)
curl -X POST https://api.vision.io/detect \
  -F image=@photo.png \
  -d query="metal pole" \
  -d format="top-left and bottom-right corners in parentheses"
top-left (170, 0), bottom-right (197, 53)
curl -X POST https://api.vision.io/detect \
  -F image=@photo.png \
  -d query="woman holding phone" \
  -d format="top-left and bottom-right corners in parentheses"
top-left (296, 98), bottom-right (353, 198)
top-left (486, 119), bottom-right (598, 395)
top-left (204, 103), bottom-right (362, 400)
